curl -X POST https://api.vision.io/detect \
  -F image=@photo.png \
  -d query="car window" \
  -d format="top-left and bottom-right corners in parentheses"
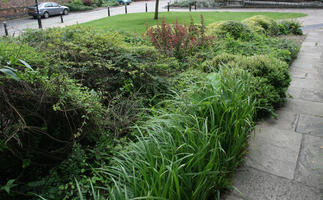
top-left (34, 3), bottom-right (44, 7)
top-left (52, 3), bottom-right (59, 7)
top-left (45, 3), bottom-right (52, 7)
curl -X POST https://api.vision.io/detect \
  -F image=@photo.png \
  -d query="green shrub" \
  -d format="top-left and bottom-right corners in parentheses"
top-left (242, 15), bottom-right (279, 36)
top-left (82, 0), bottom-right (94, 6)
top-left (105, 67), bottom-right (256, 199)
top-left (203, 53), bottom-right (290, 114)
top-left (0, 38), bottom-right (111, 199)
top-left (0, 69), bottom-right (107, 199)
top-left (103, 0), bottom-right (119, 7)
top-left (213, 34), bottom-right (300, 64)
top-left (19, 26), bottom-right (178, 137)
top-left (93, 0), bottom-right (104, 6)
top-left (63, 2), bottom-right (94, 11)
top-left (0, 39), bottom-right (48, 68)
top-left (272, 38), bottom-right (300, 63)
top-left (279, 20), bottom-right (303, 35)
top-left (207, 20), bottom-right (255, 40)
top-left (170, 0), bottom-right (195, 7)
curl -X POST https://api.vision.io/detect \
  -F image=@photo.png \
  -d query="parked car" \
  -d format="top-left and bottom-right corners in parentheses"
top-left (116, 0), bottom-right (132, 5)
top-left (28, 2), bottom-right (69, 19)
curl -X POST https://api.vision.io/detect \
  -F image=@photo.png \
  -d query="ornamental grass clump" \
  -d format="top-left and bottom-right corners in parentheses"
top-left (104, 67), bottom-right (257, 199)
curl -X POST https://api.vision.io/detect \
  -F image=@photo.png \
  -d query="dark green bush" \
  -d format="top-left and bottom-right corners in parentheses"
top-left (93, 0), bottom-right (104, 6)
top-left (20, 26), bottom-right (175, 137)
top-left (0, 70), bottom-right (107, 199)
top-left (207, 20), bottom-right (255, 40)
top-left (0, 38), bottom-right (109, 200)
top-left (103, 0), bottom-right (120, 7)
top-left (63, 3), bottom-right (94, 11)
top-left (170, 0), bottom-right (195, 7)
top-left (203, 53), bottom-right (290, 114)
top-left (279, 20), bottom-right (303, 35)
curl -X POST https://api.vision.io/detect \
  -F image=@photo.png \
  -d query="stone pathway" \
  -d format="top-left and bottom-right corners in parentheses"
top-left (225, 28), bottom-right (323, 200)
top-left (302, 23), bottom-right (323, 31)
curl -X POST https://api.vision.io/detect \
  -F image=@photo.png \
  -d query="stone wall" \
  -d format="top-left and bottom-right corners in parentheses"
top-left (0, 0), bottom-right (70, 20)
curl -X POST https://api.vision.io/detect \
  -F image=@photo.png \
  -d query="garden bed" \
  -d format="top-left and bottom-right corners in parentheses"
top-left (0, 13), bottom-right (304, 199)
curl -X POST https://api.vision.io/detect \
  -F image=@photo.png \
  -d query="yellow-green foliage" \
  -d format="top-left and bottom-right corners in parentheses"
top-left (206, 21), bottom-right (221, 33)
top-left (207, 20), bottom-right (254, 40)
top-left (242, 15), bottom-right (279, 36)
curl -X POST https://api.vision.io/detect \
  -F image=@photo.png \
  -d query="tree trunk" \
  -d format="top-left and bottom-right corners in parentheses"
top-left (154, 0), bottom-right (159, 20)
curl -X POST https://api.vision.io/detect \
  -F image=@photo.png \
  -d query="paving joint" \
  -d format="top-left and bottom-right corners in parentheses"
top-left (293, 133), bottom-right (305, 180)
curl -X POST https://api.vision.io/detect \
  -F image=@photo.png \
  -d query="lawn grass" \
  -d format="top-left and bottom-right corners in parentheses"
top-left (82, 11), bottom-right (306, 33)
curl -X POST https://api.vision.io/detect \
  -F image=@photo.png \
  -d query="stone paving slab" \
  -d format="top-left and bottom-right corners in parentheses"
top-left (290, 67), bottom-right (323, 80)
top-left (281, 99), bottom-right (323, 117)
top-left (290, 71), bottom-right (307, 79)
top-left (287, 86), bottom-right (302, 99)
top-left (290, 78), bottom-right (323, 90)
top-left (299, 88), bottom-right (323, 103)
top-left (246, 127), bottom-right (302, 179)
top-left (290, 62), bottom-right (318, 72)
top-left (305, 71), bottom-right (323, 80)
top-left (294, 135), bottom-right (323, 188)
top-left (296, 53), bottom-right (321, 60)
top-left (296, 114), bottom-right (323, 137)
top-left (228, 167), bottom-right (321, 200)
top-left (257, 111), bottom-right (299, 131)
top-left (293, 57), bottom-right (322, 64)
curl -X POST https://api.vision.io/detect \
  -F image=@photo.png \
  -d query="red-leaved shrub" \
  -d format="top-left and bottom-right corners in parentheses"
top-left (82, 0), bottom-right (93, 6)
top-left (146, 15), bottom-right (214, 60)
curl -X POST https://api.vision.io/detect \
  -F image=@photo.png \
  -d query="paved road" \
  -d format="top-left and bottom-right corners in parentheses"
top-left (1, 2), bottom-right (323, 36)
top-left (0, 0), bottom-right (170, 36)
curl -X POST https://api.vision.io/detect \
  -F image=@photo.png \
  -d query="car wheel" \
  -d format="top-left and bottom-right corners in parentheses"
top-left (63, 9), bottom-right (68, 15)
top-left (43, 12), bottom-right (49, 19)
